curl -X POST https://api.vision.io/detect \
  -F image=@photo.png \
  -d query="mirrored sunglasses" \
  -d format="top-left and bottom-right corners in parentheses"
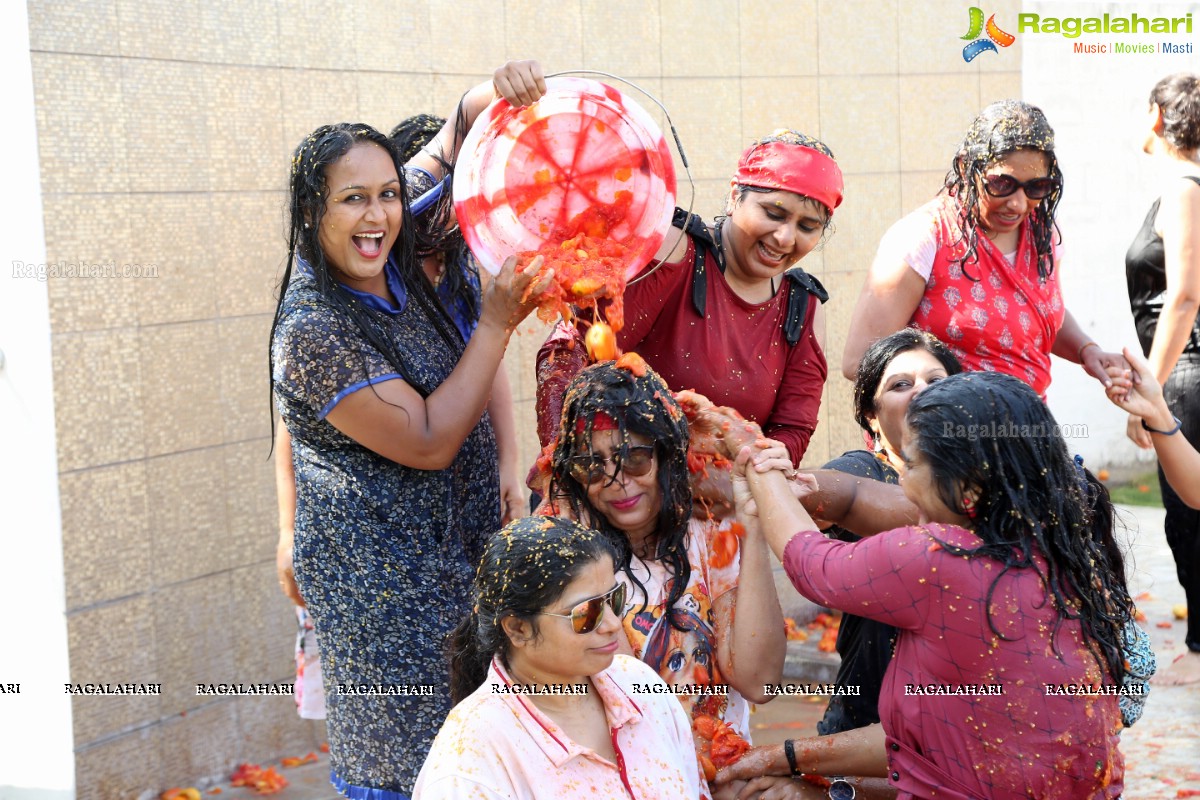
top-left (537, 582), bottom-right (627, 634)
top-left (568, 445), bottom-right (656, 484)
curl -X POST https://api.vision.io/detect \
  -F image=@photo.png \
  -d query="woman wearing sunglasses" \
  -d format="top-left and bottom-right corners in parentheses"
top-left (413, 516), bottom-right (699, 799)
top-left (547, 360), bottom-right (786, 799)
top-left (842, 99), bottom-right (1128, 397)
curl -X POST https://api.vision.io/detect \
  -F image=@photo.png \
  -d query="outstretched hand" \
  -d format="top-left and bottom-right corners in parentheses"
top-left (1107, 346), bottom-right (1176, 446)
top-left (1081, 346), bottom-right (1134, 398)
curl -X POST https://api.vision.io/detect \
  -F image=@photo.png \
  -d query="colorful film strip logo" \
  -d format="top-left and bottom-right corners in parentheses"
top-left (961, 7), bottom-right (1015, 61)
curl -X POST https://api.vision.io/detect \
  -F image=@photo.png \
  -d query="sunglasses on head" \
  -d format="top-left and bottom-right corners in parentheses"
top-left (568, 445), bottom-right (656, 484)
top-left (537, 582), bottom-right (627, 634)
top-left (980, 173), bottom-right (1059, 200)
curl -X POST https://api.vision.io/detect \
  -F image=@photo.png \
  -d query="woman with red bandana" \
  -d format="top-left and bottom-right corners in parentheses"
top-left (841, 100), bottom-right (1128, 397)
top-left (535, 128), bottom-right (842, 470)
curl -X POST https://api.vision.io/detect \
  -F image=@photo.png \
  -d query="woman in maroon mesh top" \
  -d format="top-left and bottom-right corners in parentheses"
top-left (723, 371), bottom-right (1129, 799)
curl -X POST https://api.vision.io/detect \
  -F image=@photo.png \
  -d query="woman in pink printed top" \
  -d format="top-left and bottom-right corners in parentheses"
top-left (413, 515), bottom-right (699, 800)
top-left (722, 371), bottom-right (1130, 799)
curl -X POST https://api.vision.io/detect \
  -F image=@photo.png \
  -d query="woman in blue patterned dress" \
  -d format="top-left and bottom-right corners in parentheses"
top-left (269, 69), bottom-right (551, 800)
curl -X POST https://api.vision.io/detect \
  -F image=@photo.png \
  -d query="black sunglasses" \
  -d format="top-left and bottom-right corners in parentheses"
top-left (980, 173), bottom-right (1059, 200)
top-left (568, 445), bottom-right (656, 484)
top-left (536, 583), bottom-right (627, 634)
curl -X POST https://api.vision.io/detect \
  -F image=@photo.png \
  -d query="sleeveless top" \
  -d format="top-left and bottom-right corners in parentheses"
top-left (902, 196), bottom-right (1064, 396)
top-left (1126, 175), bottom-right (1200, 356)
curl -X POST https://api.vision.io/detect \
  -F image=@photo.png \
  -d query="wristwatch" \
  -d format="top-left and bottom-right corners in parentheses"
top-left (827, 777), bottom-right (855, 800)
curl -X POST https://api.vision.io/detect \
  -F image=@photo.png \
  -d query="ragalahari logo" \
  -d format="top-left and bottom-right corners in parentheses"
top-left (961, 7), bottom-right (1015, 61)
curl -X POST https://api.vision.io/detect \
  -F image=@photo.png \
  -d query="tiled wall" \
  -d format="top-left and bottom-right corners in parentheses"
top-left (28, 0), bottom-right (1019, 794)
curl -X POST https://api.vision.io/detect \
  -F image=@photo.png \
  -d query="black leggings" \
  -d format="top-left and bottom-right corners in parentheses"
top-left (1160, 355), bottom-right (1200, 651)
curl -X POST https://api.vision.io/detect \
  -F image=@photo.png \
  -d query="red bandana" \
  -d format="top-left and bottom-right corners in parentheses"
top-left (733, 141), bottom-right (844, 213)
top-left (575, 411), bottom-right (618, 436)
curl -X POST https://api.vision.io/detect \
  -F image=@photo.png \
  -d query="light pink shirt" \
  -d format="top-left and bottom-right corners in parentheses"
top-left (413, 654), bottom-right (700, 800)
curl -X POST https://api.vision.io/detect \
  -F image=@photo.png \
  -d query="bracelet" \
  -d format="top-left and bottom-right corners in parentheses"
top-left (1077, 341), bottom-right (1100, 361)
top-left (1141, 415), bottom-right (1183, 436)
top-left (784, 739), bottom-right (802, 775)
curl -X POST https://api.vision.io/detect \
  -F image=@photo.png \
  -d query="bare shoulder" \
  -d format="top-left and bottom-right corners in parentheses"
top-left (1157, 174), bottom-right (1200, 237)
top-left (1164, 173), bottom-right (1200, 206)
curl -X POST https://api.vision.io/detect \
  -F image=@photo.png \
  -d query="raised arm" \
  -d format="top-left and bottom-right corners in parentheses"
top-left (841, 253), bottom-right (927, 381)
top-left (712, 520), bottom-right (786, 703)
top-left (325, 256), bottom-right (551, 469)
top-left (763, 302), bottom-right (827, 466)
top-left (732, 446), bottom-right (820, 562)
top-left (408, 60), bottom-right (547, 180)
top-left (711, 444), bottom-right (789, 703)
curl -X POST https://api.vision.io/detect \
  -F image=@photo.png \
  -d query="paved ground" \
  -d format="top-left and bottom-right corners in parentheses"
top-left (198, 504), bottom-right (1198, 799)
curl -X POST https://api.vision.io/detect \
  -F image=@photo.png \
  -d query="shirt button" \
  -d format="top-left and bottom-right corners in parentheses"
top-left (892, 772), bottom-right (900, 781)
top-left (890, 743), bottom-right (900, 751)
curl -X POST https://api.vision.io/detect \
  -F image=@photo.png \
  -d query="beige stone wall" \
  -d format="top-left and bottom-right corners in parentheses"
top-left (29, 0), bottom-right (1019, 794)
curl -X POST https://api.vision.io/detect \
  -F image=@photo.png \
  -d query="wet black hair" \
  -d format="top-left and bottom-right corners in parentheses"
top-left (550, 362), bottom-right (693, 629)
top-left (390, 113), bottom-right (446, 162)
top-left (943, 100), bottom-right (1063, 280)
top-left (1150, 72), bottom-right (1200, 152)
top-left (906, 371), bottom-right (1130, 686)
top-left (448, 516), bottom-right (619, 704)
top-left (389, 112), bottom-right (481, 329)
top-left (269, 123), bottom-right (464, 431)
top-left (853, 329), bottom-right (963, 438)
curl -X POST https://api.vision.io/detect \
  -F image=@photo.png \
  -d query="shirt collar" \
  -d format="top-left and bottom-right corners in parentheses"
top-left (294, 253), bottom-right (408, 315)
top-left (489, 656), bottom-right (644, 768)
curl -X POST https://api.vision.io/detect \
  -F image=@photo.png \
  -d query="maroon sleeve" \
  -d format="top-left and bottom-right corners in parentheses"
top-left (615, 238), bottom-right (694, 351)
top-left (781, 527), bottom-right (932, 632)
top-left (762, 299), bottom-right (827, 466)
top-left (534, 322), bottom-right (588, 450)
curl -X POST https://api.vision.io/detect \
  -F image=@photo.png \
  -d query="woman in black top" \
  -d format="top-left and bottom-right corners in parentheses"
top-left (1125, 72), bottom-right (1200, 685)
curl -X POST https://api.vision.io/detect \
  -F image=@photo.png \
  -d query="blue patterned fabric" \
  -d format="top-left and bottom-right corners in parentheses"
top-left (273, 264), bottom-right (498, 795)
top-left (1120, 621), bottom-right (1155, 727)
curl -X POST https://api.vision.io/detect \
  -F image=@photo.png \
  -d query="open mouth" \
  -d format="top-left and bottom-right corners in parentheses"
top-left (757, 241), bottom-right (786, 265)
top-left (352, 231), bottom-right (385, 258)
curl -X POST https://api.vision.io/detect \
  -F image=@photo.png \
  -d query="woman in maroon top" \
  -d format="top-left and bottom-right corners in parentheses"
top-left (722, 371), bottom-right (1129, 799)
top-left (534, 128), bottom-right (843, 469)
